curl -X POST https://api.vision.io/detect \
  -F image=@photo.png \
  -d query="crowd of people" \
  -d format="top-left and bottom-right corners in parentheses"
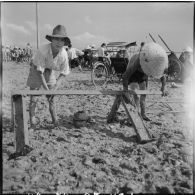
top-left (2, 43), bottom-right (33, 63)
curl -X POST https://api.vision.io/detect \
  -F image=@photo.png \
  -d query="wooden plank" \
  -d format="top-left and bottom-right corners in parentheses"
top-left (146, 100), bottom-right (185, 103)
top-left (11, 89), bottom-right (163, 96)
top-left (107, 95), bottom-right (121, 123)
top-left (147, 110), bottom-right (186, 114)
top-left (13, 95), bottom-right (29, 152)
top-left (161, 102), bottom-right (174, 111)
top-left (121, 97), bottom-right (151, 143)
top-left (11, 96), bottom-right (15, 132)
top-left (11, 90), bottom-right (128, 96)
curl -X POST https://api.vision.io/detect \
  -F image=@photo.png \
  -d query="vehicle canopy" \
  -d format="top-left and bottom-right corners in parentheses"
top-left (106, 41), bottom-right (138, 57)
top-left (106, 41), bottom-right (137, 48)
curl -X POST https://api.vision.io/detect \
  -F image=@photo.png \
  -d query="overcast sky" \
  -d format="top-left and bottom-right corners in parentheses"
top-left (1, 2), bottom-right (194, 52)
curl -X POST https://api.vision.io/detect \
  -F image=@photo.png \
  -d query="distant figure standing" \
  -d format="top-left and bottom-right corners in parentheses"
top-left (12, 47), bottom-right (18, 62)
top-left (4, 45), bottom-right (11, 62)
top-left (179, 46), bottom-right (193, 82)
top-left (17, 48), bottom-right (22, 63)
top-left (83, 45), bottom-right (93, 68)
top-left (97, 43), bottom-right (106, 62)
top-left (97, 43), bottom-right (111, 65)
top-left (68, 44), bottom-right (84, 71)
top-left (14, 48), bottom-right (20, 62)
top-left (26, 25), bottom-right (71, 126)
top-left (26, 43), bottom-right (33, 62)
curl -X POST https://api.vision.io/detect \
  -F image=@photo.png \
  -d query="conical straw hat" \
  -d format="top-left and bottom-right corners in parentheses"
top-left (140, 42), bottom-right (168, 78)
top-left (183, 46), bottom-right (193, 53)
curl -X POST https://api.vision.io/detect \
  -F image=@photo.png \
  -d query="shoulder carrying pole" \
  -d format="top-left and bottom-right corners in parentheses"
top-left (149, 33), bottom-right (156, 43)
top-left (158, 34), bottom-right (172, 52)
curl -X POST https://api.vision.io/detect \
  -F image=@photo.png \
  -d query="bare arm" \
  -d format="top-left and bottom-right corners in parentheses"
top-left (39, 72), bottom-right (49, 90)
top-left (53, 73), bottom-right (66, 91)
top-left (122, 56), bottom-right (140, 91)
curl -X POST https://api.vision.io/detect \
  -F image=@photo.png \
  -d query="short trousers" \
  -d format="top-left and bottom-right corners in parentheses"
top-left (26, 65), bottom-right (56, 89)
top-left (128, 70), bottom-right (148, 84)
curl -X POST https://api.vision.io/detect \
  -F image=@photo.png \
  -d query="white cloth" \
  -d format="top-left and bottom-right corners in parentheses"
top-left (32, 43), bottom-right (70, 76)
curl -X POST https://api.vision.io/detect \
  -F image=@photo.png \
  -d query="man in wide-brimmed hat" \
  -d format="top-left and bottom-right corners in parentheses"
top-left (27, 24), bottom-right (71, 126)
top-left (107, 42), bottom-right (168, 122)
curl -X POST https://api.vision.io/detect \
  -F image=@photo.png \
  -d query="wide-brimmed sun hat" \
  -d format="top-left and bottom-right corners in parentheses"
top-left (140, 42), bottom-right (168, 78)
top-left (45, 25), bottom-right (71, 45)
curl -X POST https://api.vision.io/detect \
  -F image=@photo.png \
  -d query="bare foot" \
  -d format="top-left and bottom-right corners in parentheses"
top-left (107, 116), bottom-right (119, 123)
top-left (141, 114), bottom-right (151, 121)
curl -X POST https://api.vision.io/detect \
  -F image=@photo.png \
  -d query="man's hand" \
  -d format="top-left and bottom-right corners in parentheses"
top-left (54, 74), bottom-right (65, 91)
top-left (40, 72), bottom-right (49, 90)
top-left (47, 84), bottom-right (58, 102)
top-left (47, 74), bottom-right (65, 101)
top-left (161, 89), bottom-right (168, 97)
top-left (47, 95), bottom-right (54, 103)
top-left (52, 83), bottom-right (60, 91)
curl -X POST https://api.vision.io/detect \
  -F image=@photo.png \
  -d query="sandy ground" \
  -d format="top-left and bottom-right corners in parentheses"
top-left (2, 61), bottom-right (194, 194)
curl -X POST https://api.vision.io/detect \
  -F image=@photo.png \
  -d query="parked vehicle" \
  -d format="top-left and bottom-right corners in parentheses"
top-left (91, 41), bottom-right (138, 87)
top-left (81, 48), bottom-right (99, 70)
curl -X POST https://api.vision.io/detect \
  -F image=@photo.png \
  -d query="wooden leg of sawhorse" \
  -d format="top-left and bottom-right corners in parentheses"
top-left (120, 96), bottom-right (151, 143)
top-left (107, 95), bottom-right (121, 123)
top-left (107, 95), bottom-right (151, 143)
top-left (12, 95), bottom-right (29, 152)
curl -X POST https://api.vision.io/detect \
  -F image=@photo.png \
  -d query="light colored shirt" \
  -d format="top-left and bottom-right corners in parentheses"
top-left (26, 45), bottom-right (32, 55)
top-left (68, 48), bottom-right (84, 59)
top-left (32, 43), bottom-right (70, 76)
top-left (97, 47), bottom-right (105, 57)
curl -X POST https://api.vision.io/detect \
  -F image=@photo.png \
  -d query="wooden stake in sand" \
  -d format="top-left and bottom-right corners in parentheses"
top-left (12, 95), bottom-right (29, 152)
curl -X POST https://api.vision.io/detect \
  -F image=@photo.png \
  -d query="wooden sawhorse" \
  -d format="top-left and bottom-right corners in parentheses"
top-left (11, 90), bottom-right (162, 152)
